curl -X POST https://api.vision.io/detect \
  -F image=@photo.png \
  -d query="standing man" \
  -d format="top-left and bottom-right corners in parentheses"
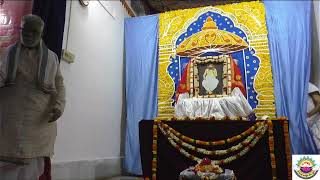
top-left (0, 14), bottom-right (65, 179)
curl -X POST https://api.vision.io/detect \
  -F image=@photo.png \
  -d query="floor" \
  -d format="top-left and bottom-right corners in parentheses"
top-left (106, 176), bottom-right (139, 180)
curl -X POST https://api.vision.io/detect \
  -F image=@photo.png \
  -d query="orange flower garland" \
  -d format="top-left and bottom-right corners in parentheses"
top-left (158, 122), bottom-right (268, 165)
top-left (158, 121), bottom-right (265, 146)
top-left (283, 120), bottom-right (292, 180)
top-left (151, 120), bottom-right (283, 180)
top-left (152, 122), bottom-right (158, 180)
top-left (267, 120), bottom-right (277, 180)
top-left (158, 122), bottom-right (267, 156)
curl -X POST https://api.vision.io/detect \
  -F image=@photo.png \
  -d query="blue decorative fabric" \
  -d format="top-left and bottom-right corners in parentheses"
top-left (124, 15), bottom-right (159, 175)
top-left (265, 1), bottom-right (317, 154)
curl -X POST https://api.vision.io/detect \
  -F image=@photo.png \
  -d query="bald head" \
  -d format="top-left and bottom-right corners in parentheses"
top-left (20, 14), bottom-right (44, 47)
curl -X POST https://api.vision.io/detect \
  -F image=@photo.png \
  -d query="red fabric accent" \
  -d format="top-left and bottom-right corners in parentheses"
top-left (230, 57), bottom-right (247, 97)
top-left (0, 1), bottom-right (32, 49)
top-left (176, 63), bottom-right (190, 101)
top-left (39, 157), bottom-right (51, 180)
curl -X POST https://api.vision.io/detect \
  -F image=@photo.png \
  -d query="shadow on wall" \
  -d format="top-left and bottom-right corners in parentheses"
top-left (120, 37), bottom-right (127, 175)
top-left (311, 1), bottom-right (320, 86)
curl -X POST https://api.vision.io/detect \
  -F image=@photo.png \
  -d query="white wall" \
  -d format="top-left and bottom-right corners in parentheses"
top-left (311, 0), bottom-right (320, 86)
top-left (52, 1), bottom-right (128, 179)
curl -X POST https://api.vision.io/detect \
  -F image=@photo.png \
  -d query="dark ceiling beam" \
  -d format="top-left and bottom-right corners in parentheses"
top-left (143, 0), bottom-right (258, 15)
top-left (140, 0), bottom-right (158, 15)
top-left (120, 0), bottom-right (136, 17)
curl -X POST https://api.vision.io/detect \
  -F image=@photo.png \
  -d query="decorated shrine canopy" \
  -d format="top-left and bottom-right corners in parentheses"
top-left (157, 1), bottom-right (276, 119)
top-left (176, 16), bottom-right (249, 56)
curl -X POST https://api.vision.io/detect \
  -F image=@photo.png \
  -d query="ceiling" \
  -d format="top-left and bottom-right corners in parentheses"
top-left (141, 0), bottom-right (257, 15)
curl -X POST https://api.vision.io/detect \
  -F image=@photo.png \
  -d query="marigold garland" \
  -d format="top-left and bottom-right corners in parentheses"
top-left (158, 122), bottom-right (266, 156)
top-left (151, 119), bottom-right (287, 180)
top-left (158, 121), bottom-right (265, 146)
top-left (159, 123), bottom-right (268, 165)
top-left (283, 120), bottom-right (292, 180)
top-left (267, 120), bottom-right (277, 180)
top-left (152, 122), bottom-right (158, 180)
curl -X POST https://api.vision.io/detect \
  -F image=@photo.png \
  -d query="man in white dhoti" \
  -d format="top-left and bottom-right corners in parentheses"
top-left (0, 15), bottom-right (66, 179)
top-left (307, 83), bottom-right (320, 153)
top-left (202, 64), bottom-right (219, 93)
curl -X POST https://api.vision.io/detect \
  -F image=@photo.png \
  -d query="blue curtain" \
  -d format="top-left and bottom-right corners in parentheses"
top-left (265, 1), bottom-right (317, 154)
top-left (124, 15), bottom-right (159, 175)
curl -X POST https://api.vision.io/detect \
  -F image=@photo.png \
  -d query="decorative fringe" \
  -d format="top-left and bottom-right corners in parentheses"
top-left (267, 120), bottom-right (277, 180)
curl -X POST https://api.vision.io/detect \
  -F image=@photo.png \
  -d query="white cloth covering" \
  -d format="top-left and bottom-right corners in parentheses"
top-left (175, 88), bottom-right (252, 118)
top-left (307, 83), bottom-right (320, 152)
top-left (0, 158), bottom-right (44, 180)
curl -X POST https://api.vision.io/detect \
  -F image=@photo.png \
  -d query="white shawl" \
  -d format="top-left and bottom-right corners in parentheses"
top-left (0, 41), bottom-right (59, 94)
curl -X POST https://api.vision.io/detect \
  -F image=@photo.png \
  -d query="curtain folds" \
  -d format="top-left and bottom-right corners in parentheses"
top-left (124, 15), bottom-right (159, 175)
top-left (265, 1), bottom-right (317, 154)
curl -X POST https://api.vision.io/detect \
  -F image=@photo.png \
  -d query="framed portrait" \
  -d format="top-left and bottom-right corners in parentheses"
top-left (189, 55), bottom-right (232, 98)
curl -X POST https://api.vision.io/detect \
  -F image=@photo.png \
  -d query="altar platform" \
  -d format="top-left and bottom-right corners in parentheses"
top-left (139, 119), bottom-right (291, 180)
